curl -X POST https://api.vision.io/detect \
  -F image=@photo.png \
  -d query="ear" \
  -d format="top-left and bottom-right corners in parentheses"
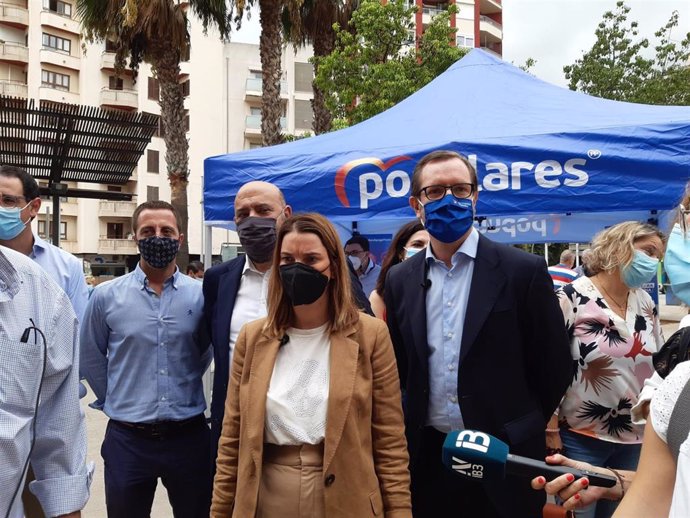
top-left (283, 205), bottom-right (293, 218)
top-left (409, 196), bottom-right (423, 220)
top-left (28, 197), bottom-right (41, 219)
top-left (178, 233), bottom-right (185, 247)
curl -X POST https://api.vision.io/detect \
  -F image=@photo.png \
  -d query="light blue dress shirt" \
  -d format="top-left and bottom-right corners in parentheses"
top-left (425, 228), bottom-right (478, 433)
top-left (30, 232), bottom-right (89, 322)
top-left (0, 246), bottom-right (92, 518)
top-left (359, 260), bottom-right (381, 297)
top-left (80, 264), bottom-right (211, 423)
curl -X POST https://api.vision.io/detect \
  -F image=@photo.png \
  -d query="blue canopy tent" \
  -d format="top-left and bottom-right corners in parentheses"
top-left (203, 49), bottom-right (690, 254)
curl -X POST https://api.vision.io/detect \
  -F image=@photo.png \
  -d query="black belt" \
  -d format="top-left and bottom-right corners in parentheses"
top-left (111, 413), bottom-right (206, 439)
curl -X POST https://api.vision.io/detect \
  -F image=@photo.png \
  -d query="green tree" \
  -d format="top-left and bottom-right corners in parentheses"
top-left (563, 1), bottom-right (690, 105)
top-left (281, 0), bottom-right (359, 134)
top-left (77, 0), bottom-right (231, 269)
top-left (314, 0), bottom-right (467, 127)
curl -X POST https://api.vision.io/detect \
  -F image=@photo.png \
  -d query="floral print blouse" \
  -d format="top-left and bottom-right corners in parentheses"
top-left (557, 276), bottom-right (664, 444)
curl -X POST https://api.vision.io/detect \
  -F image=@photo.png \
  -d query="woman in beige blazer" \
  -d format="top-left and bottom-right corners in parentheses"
top-left (210, 213), bottom-right (412, 518)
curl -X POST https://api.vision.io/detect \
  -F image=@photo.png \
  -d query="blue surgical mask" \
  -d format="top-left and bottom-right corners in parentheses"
top-left (421, 195), bottom-right (474, 244)
top-left (621, 249), bottom-right (659, 289)
top-left (665, 224), bottom-right (690, 304)
top-left (0, 203), bottom-right (30, 241)
top-left (404, 247), bottom-right (423, 260)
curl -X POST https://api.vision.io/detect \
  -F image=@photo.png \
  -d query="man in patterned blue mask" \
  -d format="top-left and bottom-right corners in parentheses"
top-left (80, 200), bottom-right (213, 517)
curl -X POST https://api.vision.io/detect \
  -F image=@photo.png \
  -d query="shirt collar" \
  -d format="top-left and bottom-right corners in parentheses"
top-left (362, 257), bottom-right (376, 276)
top-left (133, 263), bottom-right (181, 290)
top-left (30, 232), bottom-right (49, 259)
top-left (243, 256), bottom-right (271, 277)
top-left (425, 227), bottom-right (479, 265)
top-left (0, 247), bottom-right (21, 301)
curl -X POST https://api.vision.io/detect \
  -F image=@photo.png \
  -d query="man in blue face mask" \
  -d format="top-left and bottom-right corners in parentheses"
top-left (80, 200), bottom-right (213, 517)
top-left (383, 150), bottom-right (573, 518)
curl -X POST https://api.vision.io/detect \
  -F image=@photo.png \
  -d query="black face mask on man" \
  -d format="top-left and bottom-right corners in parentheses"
top-left (237, 216), bottom-right (277, 263)
top-left (279, 263), bottom-right (330, 306)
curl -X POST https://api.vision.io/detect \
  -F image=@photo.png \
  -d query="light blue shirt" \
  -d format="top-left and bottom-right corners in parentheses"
top-left (425, 228), bottom-right (478, 433)
top-left (359, 260), bottom-right (381, 297)
top-left (80, 264), bottom-right (211, 423)
top-left (0, 246), bottom-right (92, 518)
top-left (31, 232), bottom-right (89, 322)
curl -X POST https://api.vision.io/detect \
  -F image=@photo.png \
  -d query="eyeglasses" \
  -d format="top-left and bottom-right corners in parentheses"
top-left (0, 193), bottom-right (27, 209)
top-left (418, 183), bottom-right (474, 202)
top-left (344, 250), bottom-right (367, 257)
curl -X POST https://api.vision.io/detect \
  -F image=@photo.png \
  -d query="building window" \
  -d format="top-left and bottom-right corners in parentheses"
top-left (180, 79), bottom-right (190, 97)
top-left (294, 63), bottom-right (313, 93)
top-left (43, 0), bottom-right (72, 17)
top-left (42, 32), bottom-right (71, 54)
top-left (105, 39), bottom-right (117, 53)
top-left (109, 76), bottom-right (124, 90)
top-left (107, 222), bottom-right (124, 239)
top-left (147, 186), bottom-right (159, 202)
top-left (38, 220), bottom-right (67, 240)
top-left (107, 185), bottom-right (122, 192)
top-left (155, 118), bottom-right (165, 139)
top-left (41, 69), bottom-right (70, 91)
top-left (294, 99), bottom-right (313, 130)
top-left (147, 150), bottom-right (159, 173)
top-left (148, 77), bottom-right (159, 100)
top-left (456, 35), bottom-right (474, 48)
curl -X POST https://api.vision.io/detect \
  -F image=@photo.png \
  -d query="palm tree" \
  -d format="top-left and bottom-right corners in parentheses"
top-left (257, 0), bottom-right (284, 145)
top-left (282, 0), bottom-right (358, 134)
top-left (77, 0), bottom-right (231, 269)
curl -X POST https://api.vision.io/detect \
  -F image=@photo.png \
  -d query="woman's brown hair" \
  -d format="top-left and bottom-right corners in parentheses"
top-left (264, 213), bottom-right (360, 337)
top-left (587, 221), bottom-right (665, 276)
top-left (374, 220), bottom-right (426, 296)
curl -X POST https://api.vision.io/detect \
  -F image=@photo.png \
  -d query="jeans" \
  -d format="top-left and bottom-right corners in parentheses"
top-left (561, 429), bottom-right (641, 518)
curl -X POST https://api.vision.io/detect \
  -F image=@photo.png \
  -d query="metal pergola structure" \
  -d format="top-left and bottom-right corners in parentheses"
top-left (0, 96), bottom-right (158, 244)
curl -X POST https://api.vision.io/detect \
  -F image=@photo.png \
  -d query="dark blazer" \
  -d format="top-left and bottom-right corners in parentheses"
top-left (383, 234), bottom-right (573, 517)
top-left (203, 255), bottom-right (373, 462)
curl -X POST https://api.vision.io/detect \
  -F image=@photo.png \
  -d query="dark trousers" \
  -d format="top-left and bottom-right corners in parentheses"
top-left (411, 427), bottom-right (544, 518)
top-left (102, 417), bottom-right (211, 518)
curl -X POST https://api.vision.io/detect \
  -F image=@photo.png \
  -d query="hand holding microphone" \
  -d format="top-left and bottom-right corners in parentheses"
top-left (441, 430), bottom-right (617, 488)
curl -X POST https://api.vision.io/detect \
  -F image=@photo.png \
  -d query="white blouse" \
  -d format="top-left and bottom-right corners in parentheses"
top-left (650, 361), bottom-right (690, 518)
top-left (264, 323), bottom-right (331, 445)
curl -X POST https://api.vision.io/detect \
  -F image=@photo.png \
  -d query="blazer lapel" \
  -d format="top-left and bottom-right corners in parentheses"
top-left (407, 254), bottom-right (430, 377)
top-left (246, 332), bottom-right (281, 467)
top-left (323, 327), bottom-right (360, 472)
top-left (460, 236), bottom-right (506, 364)
top-left (216, 256), bottom-right (245, 350)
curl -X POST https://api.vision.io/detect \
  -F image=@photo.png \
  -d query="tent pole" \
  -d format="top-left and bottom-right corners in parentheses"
top-left (204, 224), bottom-right (213, 270)
top-left (544, 243), bottom-right (549, 264)
top-left (575, 243), bottom-right (580, 267)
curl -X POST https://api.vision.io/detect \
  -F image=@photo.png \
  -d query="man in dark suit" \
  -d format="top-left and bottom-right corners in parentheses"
top-left (384, 150), bottom-right (572, 518)
top-left (203, 181), bottom-right (372, 463)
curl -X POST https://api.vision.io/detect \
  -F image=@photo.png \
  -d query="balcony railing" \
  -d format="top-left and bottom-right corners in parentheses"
top-left (99, 201), bottom-right (137, 217)
top-left (245, 114), bottom-right (287, 131)
top-left (0, 41), bottom-right (28, 63)
top-left (39, 47), bottom-right (80, 70)
top-left (0, 79), bottom-right (28, 97)
top-left (98, 238), bottom-right (138, 255)
top-left (479, 15), bottom-right (503, 31)
top-left (40, 8), bottom-right (80, 34)
top-left (0, 3), bottom-right (28, 27)
top-left (245, 77), bottom-right (288, 95)
top-left (421, 4), bottom-right (445, 15)
top-left (100, 88), bottom-right (138, 109)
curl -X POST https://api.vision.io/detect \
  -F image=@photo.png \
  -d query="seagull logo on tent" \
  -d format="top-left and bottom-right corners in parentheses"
top-left (335, 156), bottom-right (414, 208)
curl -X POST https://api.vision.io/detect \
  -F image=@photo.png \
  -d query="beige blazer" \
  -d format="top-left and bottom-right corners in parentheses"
top-left (210, 313), bottom-right (412, 518)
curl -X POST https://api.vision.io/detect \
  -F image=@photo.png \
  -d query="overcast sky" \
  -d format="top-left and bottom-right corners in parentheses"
top-left (230, 0), bottom-right (690, 88)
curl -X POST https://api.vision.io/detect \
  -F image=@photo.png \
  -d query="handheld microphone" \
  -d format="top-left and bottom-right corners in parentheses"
top-left (441, 430), bottom-right (616, 488)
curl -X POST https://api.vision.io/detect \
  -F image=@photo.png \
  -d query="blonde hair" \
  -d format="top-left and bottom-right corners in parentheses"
top-left (264, 213), bottom-right (360, 338)
top-left (587, 221), bottom-right (664, 275)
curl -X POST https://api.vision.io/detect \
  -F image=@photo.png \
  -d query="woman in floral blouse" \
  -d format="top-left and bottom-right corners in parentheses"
top-left (549, 221), bottom-right (665, 518)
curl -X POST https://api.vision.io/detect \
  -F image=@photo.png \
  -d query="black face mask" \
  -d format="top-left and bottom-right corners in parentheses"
top-left (279, 263), bottom-right (329, 306)
top-left (237, 216), bottom-right (277, 263)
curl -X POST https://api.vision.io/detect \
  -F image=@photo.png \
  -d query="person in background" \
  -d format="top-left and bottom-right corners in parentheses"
top-left (0, 245), bottom-right (92, 518)
top-left (344, 234), bottom-right (381, 297)
top-left (0, 166), bottom-right (90, 516)
top-left (384, 150), bottom-right (572, 518)
top-left (548, 221), bottom-right (665, 518)
top-left (81, 200), bottom-right (212, 517)
top-left (574, 248), bottom-right (592, 278)
top-left (187, 260), bottom-right (205, 279)
top-left (203, 182), bottom-right (372, 468)
top-left (549, 249), bottom-right (578, 290)
top-left (210, 213), bottom-right (412, 518)
top-left (369, 221), bottom-right (429, 320)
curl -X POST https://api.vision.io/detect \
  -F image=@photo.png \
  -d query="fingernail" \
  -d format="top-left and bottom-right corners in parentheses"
top-left (574, 494), bottom-right (581, 501)
top-left (566, 474), bottom-right (575, 482)
top-left (537, 477), bottom-right (546, 485)
top-left (581, 479), bottom-right (589, 487)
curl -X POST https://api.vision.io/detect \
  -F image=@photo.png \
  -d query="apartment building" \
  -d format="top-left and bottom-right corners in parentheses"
top-left (0, 0), bottom-right (315, 276)
top-left (409, 0), bottom-right (503, 56)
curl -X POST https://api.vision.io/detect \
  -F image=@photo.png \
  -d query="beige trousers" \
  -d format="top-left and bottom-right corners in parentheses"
top-left (256, 443), bottom-right (325, 518)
